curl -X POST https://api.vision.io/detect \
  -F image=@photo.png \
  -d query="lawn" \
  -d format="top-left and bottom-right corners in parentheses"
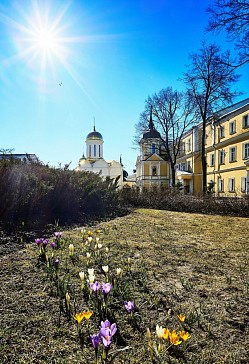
top-left (0, 209), bottom-right (248, 363)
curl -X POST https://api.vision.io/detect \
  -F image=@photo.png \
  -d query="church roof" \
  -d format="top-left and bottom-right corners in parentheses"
top-left (142, 107), bottom-right (161, 139)
top-left (86, 126), bottom-right (103, 141)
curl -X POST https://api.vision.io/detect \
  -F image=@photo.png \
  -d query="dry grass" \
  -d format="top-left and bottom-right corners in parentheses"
top-left (0, 209), bottom-right (248, 363)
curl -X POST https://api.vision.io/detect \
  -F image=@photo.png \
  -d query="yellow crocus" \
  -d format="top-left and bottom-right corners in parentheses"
top-left (74, 312), bottom-right (85, 324)
top-left (179, 331), bottom-right (191, 341)
top-left (162, 328), bottom-right (170, 340)
top-left (169, 330), bottom-right (182, 346)
top-left (83, 310), bottom-right (93, 320)
top-left (178, 314), bottom-right (186, 322)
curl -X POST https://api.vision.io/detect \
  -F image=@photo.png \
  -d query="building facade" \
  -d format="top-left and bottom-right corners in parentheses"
top-left (135, 113), bottom-right (170, 189)
top-left (135, 98), bottom-right (249, 195)
top-left (175, 98), bottom-right (249, 195)
top-left (75, 127), bottom-right (123, 186)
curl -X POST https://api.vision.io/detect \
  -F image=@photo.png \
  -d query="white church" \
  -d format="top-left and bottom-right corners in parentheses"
top-left (75, 126), bottom-right (123, 186)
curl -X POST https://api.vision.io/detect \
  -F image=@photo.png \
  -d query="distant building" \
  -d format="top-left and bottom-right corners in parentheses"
top-left (75, 126), bottom-right (123, 186)
top-left (135, 111), bottom-right (170, 189)
top-left (134, 98), bottom-right (249, 195)
top-left (0, 153), bottom-right (39, 163)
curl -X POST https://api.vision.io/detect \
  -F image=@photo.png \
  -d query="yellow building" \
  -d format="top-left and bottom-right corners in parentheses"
top-left (135, 98), bottom-right (249, 195)
top-left (176, 98), bottom-right (249, 195)
top-left (175, 126), bottom-right (202, 194)
top-left (136, 114), bottom-right (170, 189)
top-left (205, 99), bottom-right (249, 196)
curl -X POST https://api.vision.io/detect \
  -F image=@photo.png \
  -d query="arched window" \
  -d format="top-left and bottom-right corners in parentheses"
top-left (151, 143), bottom-right (156, 154)
top-left (89, 145), bottom-right (91, 157)
top-left (152, 166), bottom-right (157, 176)
top-left (94, 145), bottom-right (96, 157)
top-left (99, 145), bottom-right (101, 157)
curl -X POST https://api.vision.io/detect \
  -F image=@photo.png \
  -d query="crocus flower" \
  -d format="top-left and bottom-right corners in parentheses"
top-left (66, 292), bottom-right (70, 304)
top-left (90, 281), bottom-right (101, 292)
top-left (35, 238), bottom-right (43, 246)
top-left (69, 244), bottom-right (74, 256)
top-left (54, 232), bottom-right (62, 239)
top-left (86, 252), bottom-right (91, 259)
top-left (88, 236), bottom-right (93, 243)
top-left (79, 271), bottom-right (85, 281)
top-left (124, 301), bottom-right (135, 313)
top-left (97, 243), bottom-right (103, 249)
top-left (50, 241), bottom-right (56, 249)
top-left (100, 320), bottom-right (117, 336)
top-left (88, 268), bottom-right (95, 276)
top-left (99, 320), bottom-right (117, 347)
top-left (102, 265), bottom-right (109, 273)
top-left (102, 282), bottom-right (112, 295)
top-left (42, 239), bottom-right (48, 247)
top-left (179, 331), bottom-right (191, 341)
top-left (96, 237), bottom-right (100, 243)
top-left (163, 328), bottom-right (170, 340)
top-left (156, 325), bottom-right (165, 339)
top-left (178, 314), bottom-right (186, 323)
top-left (83, 310), bottom-right (93, 320)
top-left (169, 330), bottom-right (182, 346)
top-left (116, 267), bottom-right (122, 276)
top-left (74, 312), bottom-right (85, 324)
top-left (90, 334), bottom-right (101, 350)
top-left (100, 330), bottom-right (112, 348)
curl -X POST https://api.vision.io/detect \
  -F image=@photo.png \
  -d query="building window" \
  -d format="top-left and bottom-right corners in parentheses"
top-left (241, 177), bottom-right (247, 193)
top-left (152, 166), bottom-right (157, 176)
top-left (182, 142), bottom-right (185, 153)
top-left (218, 125), bottom-right (225, 138)
top-left (242, 142), bottom-right (249, 159)
top-left (99, 145), bottom-right (101, 157)
top-left (218, 150), bottom-right (225, 164)
top-left (210, 153), bottom-right (215, 167)
top-left (218, 178), bottom-right (224, 192)
top-left (242, 114), bottom-right (249, 128)
top-left (94, 145), bottom-right (96, 157)
top-left (180, 162), bottom-right (185, 171)
top-left (151, 144), bottom-right (156, 154)
top-left (186, 161), bottom-right (191, 172)
top-left (229, 120), bottom-right (236, 134)
top-left (89, 145), bottom-right (91, 157)
top-left (187, 139), bottom-right (191, 152)
top-left (228, 178), bottom-right (235, 192)
top-left (229, 146), bottom-right (236, 162)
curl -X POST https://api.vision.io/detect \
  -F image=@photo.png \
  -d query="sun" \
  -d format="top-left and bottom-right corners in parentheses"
top-left (34, 28), bottom-right (57, 52)
top-left (1, 0), bottom-right (79, 78)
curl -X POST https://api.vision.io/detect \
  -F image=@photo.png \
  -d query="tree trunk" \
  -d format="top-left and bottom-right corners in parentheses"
top-left (201, 121), bottom-right (207, 193)
top-left (171, 163), bottom-right (176, 187)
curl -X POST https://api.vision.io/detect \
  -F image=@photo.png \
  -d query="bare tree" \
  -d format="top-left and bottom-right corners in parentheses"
top-left (207, 0), bottom-right (249, 64)
top-left (184, 43), bottom-right (240, 193)
top-left (136, 87), bottom-right (194, 186)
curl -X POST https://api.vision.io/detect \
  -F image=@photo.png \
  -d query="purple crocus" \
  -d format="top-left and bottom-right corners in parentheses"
top-left (50, 241), bottom-right (57, 249)
top-left (90, 281), bottom-right (101, 292)
top-left (102, 282), bottom-right (112, 295)
top-left (99, 320), bottom-right (117, 348)
top-left (54, 232), bottom-right (62, 239)
top-left (90, 334), bottom-right (101, 350)
top-left (42, 239), bottom-right (48, 247)
top-left (35, 238), bottom-right (43, 246)
top-left (124, 301), bottom-right (135, 313)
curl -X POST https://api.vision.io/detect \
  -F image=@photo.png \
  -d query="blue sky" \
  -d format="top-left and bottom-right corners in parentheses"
top-left (1, 0), bottom-right (249, 174)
